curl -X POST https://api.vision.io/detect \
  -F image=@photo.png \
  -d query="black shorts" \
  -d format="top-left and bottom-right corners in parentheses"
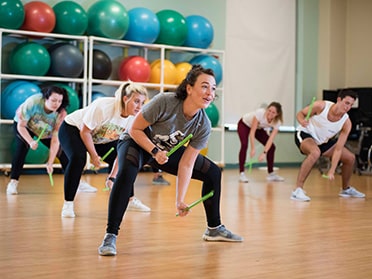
top-left (295, 130), bottom-right (337, 155)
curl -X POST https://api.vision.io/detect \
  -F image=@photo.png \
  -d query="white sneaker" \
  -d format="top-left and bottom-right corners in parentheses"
top-left (78, 181), bottom-right (97, 193)
top-left (6, 180), bottom-right (18, 195)
top-left (127, 197), bottom-right (151, 212)
top-left (267, 172), bottom-right (285, 182)
top-left (339, 186), bottom-right (365, 198)
top-left (239, 172), bottom-right (249, 183)
top-left (61, 201), bottom-right (76, 218)
top-left (291, 187), bottom-right (311, 202)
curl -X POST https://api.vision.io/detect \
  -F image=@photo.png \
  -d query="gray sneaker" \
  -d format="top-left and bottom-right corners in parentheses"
top-left (98, 233), bottom-right (117, 256)
top-left (152, 175), bottom-right (170, 185)
top-left (202, 225), bottom-right (243, 242)
top-left (339, 186), bottom-right (365, 198)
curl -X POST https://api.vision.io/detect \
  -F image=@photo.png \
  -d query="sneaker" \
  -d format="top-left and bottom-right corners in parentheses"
top-left (61, 201), bottom-right (75, 218)
top-left (6, 180), bottom-right (18, 195)
top-left (152, 175), bottom-right (171, 185)
top-left (202, 225), bottom-right (243, 242)
top-left (98, 233), bottom-right (117, 256)
top-left (127, 197), bottom-right (151, 212)
top-left (78, 181), bottom-right (97, 193)
top-left (267, 172), bottom-right (285, 182)
top-left (339, 186), bottom-right (365, 198)
top-left (291, 187), bottom-right (311, 202)
top-left (239, 172), bottom-right (249, 183)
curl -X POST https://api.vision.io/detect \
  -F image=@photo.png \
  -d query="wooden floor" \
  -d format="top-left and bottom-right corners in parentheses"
top-left (1, 167), bottom-right (372, 279)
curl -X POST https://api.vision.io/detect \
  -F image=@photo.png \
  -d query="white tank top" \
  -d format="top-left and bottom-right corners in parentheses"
top-left (297, 101), bottom-right (349, 145)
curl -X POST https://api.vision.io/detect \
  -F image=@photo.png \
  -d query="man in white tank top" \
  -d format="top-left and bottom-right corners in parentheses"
top-left (291, 89), bottom-right (365, 201)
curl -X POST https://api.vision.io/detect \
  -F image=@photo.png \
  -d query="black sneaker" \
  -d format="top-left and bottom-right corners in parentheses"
top-left (98, 233), bottom-right (117, 256)
top-left (202, 225), bottom-right (243, 242)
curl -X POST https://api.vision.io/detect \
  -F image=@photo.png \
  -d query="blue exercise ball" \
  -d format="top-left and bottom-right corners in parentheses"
top-left (1, 81), bottom-right (40, 119)
top-left (123, 7), bottom-right (160, 44)
top-left (53, 1), bottom-right (88, 35)
top-left (184, 15), bottom-right (214, 49)
top-left (190, 55), bottom-right (223, 85)
top-left (48, 43), bottom-right (84, 78)
top-left (87, 0), bottom-right (129, 40)
top-left (92, 91), bottom-right (106, 102)
top-left (0, 0), bottom-right (25, 29)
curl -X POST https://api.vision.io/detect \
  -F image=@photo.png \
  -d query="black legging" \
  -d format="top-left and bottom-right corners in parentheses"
top-left (59, 121), bottom-right (121, 201)
top-left (106, 137), bottom-right (222, 235)
top-left (10, 122), bottom-right (68, 180)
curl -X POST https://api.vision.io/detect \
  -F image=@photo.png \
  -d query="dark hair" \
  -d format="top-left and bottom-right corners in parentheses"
top-left (267, 101), bottom-right (283, 124)
top-left (41, 85), bottom-right (69, 113)
top-left (338, 89), bottom-right (358, 100)
top-left (175, 64), bottom-right (215, 100)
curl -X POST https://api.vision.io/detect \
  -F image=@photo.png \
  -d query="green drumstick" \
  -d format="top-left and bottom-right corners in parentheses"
top-left (167, 134), bottom-right (193, 157)
top-left (36, 124), bottom-right (48, 143)
top-left (49, 173), bottom-right (54, 187)
top-left (91, 147), bottom-right (115, 170)
top-left (176, 190), bottom-right (214, 216)
top-left (305, 97), bottom-right (316, 121)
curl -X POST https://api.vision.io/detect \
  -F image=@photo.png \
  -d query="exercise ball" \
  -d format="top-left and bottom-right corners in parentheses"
top-left (175, 62), bottom-right (192, 84)
top-left (205, 102), bottom-right (219, 127)
top-left (53, 1), bottom-right (88, 35)
top-left (9, 42), bottom-right (51, 76)
top-left (155, 9), bottom-right (187, 46)
top-left (87, 0), bottom-right (129, 40)
top-left (0, 0), bottom-right (25, 29)
top-left (149, 59), bottom-right (177, 85)
top-left (21, 1), bottom-right (56, 33)
top-left (184, 15), bottom-right (214, 49)
top-left (92, 91), bottom-right (106, 102)
top-left (55, 83), bottom-right (79, 114)
top-left (190, 55), bottom-right (223, 85)
top-left (11, 140), bottom-right (49, 164)
top-left (118, 56), bottom-right (151, 82)
top-left (48, 43), bottom-right (84, 78)
top-left (92, 49), bottom-right (112, 79)
top-left (1, 81), bottom-right (40, 119)
top-left (123, 7), bottom-right (160, 44)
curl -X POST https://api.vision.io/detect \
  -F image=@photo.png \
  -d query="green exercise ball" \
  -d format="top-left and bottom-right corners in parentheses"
top-left (9, 42), bottom-right (51, 76)
top-left (0, 0), bottom-right (25, 29)
top-left (11, 140), bottom-right (49, 164)
top-left (87, 0), bottom-right (129, 40)
top-left (155, 9), bottom-right (187, 46)
top-left (53, 1), bottom-right (88, 35)
top-left (205, 103), bottom-right (219, 127)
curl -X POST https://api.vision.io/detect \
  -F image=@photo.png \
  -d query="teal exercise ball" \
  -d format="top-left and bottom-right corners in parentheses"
top-left (155, 9), bottom-right (187, 46)
top-left (11, 140), bottom-right (49, 164)
top-left (53, 1), bottom-right (88, 35)
top-left (87, 0), bottom-right (129, 40)
top-left (124, 7), bottom-right (160, 44)
top-left (1, 81), bottom-right (40, 119)
top-left (9, 42), bottom-right (51, 76)
top-left (184, 15), bottom-right (214, 49)
top-left (190, 54), bottom-right (222, 85)
top-left (0, 0), bottom-right (25, 29)
top-left (205, 102), bottom-right (219, 127)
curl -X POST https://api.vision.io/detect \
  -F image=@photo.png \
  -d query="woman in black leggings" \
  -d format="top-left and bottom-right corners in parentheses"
top-left (98, 65), bottom-right (243, 256)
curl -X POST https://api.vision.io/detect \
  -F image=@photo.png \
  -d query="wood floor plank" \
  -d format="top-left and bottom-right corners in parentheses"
top-left (1, 168), bottom-right (372, 278)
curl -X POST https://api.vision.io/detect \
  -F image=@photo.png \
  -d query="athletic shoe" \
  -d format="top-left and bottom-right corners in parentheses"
top-left (339, 186), bottom-right (365, 198)
top-left (152, 175), bottom-right (170, 185)
top-left (267, 172), bottom-right (285, 182)
top-left (127, 197), bottom-right (151, 212)
top-left (291, 187), bottom-right (311, 201)
top-left (6, 180), bottom-right (18, 195)
top-left (202, 225), bottom-right (243, 242)
top-left (61, 201), bottom-right (75, 218)
top-left (78, 181), bottom-right (97, 193)
top-left (98, 233), bottom-right (117, 256)
top-left (239, 172), bottom-right (249, 183)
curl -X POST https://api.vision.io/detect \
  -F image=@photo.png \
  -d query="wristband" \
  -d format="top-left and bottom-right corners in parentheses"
top-left (107, 177), bottom-right (116, 183)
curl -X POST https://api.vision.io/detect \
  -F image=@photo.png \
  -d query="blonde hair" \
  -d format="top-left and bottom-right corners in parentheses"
top-left (114, 82), bottom-right (148, 114)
